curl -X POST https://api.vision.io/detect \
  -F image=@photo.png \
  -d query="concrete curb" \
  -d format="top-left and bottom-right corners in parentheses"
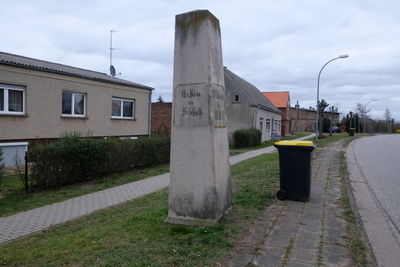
top-left (346, 137), bottom-right (400, 267)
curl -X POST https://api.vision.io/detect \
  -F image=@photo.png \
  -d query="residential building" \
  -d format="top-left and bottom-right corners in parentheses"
top-left (290, 101), bottom-right (340, 132)
top-left (263, 91), bottom-right (291, 137)
top-left (0, 51), bottom-right (153, 166)
top-left (224, 67), bottom-right (281, 143)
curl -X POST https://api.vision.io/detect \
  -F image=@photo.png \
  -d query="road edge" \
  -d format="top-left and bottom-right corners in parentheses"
top-left (346, 137), bottom-right (400, 267)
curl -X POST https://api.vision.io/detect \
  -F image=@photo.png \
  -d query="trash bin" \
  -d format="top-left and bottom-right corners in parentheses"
top-left (349, 128), bottom-right (355, 136)
top-left (273, 140), bottom-right (315, 202)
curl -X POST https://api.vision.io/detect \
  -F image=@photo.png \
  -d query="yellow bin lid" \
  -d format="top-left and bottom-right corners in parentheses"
top-left (274, 140), bottom-right (314, 147)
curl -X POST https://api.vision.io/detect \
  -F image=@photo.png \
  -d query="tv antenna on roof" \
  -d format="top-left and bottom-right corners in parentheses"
top-left (109, 28), bottom-right (123, 76)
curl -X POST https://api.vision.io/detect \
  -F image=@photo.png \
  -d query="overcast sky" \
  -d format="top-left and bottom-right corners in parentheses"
top-left (1, 0), bottom-right (399, 120)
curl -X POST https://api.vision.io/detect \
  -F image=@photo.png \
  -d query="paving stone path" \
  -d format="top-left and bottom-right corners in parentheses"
top-left (0, 135), bottom-right (314, 244)
top-left (228, 140), bottom-right (352, 267)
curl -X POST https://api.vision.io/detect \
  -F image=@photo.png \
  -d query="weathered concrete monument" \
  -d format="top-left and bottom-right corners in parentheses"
top-left (165, 10), bottom-right (232, 225)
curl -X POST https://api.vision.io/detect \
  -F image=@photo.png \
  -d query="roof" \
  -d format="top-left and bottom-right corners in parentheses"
top-left (224, 67), bottom-right (280, 114)
top-left (262, 91), bottom-right (290, 108)
top-left (291, 106), bottom-right (340, 114)
top-left (0, 51), bottom-right (153, 91)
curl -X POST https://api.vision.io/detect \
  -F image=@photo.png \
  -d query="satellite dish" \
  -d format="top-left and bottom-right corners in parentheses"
top-left (110, 65), bottom-right (116, 77)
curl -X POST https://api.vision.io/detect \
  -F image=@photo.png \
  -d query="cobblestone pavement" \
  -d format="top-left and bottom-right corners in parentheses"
top-left (0, 135), bottom-right (314, 244)
top-left (229, 141), bottom-right (352, 267)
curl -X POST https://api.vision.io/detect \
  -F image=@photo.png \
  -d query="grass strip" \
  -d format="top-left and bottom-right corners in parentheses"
top-left (0, 153), bottom-right (280, 266)
top-left (0, 164), bottom-right (169, 217)
top-left (229, 132), bottom-right (311, 156)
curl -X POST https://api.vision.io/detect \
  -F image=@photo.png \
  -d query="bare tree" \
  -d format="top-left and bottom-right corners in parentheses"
top-left (356, 103), bottom-right (370, 118)
top-left (318, 99), bottom-right (329, 135)
top-left (384, 108), bottom-right (392, 132)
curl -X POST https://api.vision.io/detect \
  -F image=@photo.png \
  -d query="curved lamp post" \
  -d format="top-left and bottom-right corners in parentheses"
top-left (316, 54), bottom-right (349, 143)
top-left (363, 99), bottom-right (378, 133)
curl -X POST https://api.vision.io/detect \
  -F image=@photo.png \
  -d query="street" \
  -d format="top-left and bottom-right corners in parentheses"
top-left (353, 134), bottom-right (400, 231)
top-left (347, 134), bottom-right (400, 266)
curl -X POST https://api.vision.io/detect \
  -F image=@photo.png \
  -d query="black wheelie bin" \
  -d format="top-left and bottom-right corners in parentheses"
top-left (273, 140), bottom-right (315, 202)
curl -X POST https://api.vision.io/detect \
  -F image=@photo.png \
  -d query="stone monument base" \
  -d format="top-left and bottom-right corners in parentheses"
top-left (165, 207), bottom-right (232, 226)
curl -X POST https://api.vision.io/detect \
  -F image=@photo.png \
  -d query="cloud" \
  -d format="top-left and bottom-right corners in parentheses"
top-left (0, 0), bottom-right (399, 120)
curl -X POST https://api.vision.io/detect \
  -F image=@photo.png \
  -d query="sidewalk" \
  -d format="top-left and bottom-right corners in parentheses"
top-left (0, 134), bottom-right (313, 244)
top-left (228, 140), bottom-right (353, 266)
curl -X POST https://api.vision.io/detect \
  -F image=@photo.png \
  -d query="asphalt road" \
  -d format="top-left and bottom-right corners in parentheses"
top-left (353, 134), bottom-right (400, 232)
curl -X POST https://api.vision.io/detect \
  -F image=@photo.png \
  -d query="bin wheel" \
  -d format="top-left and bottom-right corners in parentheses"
top-left (277, 190), bottom-right (287, 200)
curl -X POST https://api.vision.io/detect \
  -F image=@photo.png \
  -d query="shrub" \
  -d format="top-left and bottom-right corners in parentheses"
top-left (0, 148), bottom-right (4, 185)
top-left (28, 136), bottom-right (170, 188)
top-left (233, 128), bottom-right (262, 148)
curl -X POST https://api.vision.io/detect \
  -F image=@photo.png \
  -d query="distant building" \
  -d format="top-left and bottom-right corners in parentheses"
top-left (290, 101), bottom-right (340, 132)
top-left (263, 91), bottom-right (291, 137)
top-left (151, 102), bottom-right (172, 136)
top-left (0, 51), bottom-right (153, 166)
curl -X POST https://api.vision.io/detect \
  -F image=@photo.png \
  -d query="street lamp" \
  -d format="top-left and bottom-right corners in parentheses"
top-left (363, 99), bottom-right (378, 133)
top-left (315, 54), bottom-right (349, 143)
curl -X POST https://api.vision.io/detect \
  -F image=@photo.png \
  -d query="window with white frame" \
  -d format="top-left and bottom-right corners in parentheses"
top-left (62, 91), bottom-right (86, 117)
top-left (259, 117), bottom-right (263, 130)
top-left (0, 84), bottom-right (25, 115)
top-left (266, 119), bottom-right (271, 132)
top-left (112, 97), bottom-right (134, 119)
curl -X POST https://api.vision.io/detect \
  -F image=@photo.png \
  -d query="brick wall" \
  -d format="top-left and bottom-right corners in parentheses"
top-left (151, 102), bottom-right (172, 136)
top-left (290, 107), bottom-right (340, 132)
top-left (279, 107), bottom-right (291, 136)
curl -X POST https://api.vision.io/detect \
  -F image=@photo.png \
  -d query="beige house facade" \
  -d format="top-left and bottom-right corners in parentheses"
top-left (0, 52), bottom-right (153, 144)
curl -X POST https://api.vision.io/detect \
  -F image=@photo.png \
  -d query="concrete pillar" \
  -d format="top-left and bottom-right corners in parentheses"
top-left (165, 10), bottom-right (232, 225)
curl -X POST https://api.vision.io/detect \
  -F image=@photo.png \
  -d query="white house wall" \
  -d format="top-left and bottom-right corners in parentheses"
top-left (252, 107), bottom-right (281, 142)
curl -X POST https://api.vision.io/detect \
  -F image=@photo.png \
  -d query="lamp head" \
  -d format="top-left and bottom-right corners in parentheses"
top-left (339, 54), bottom-right (349, 59)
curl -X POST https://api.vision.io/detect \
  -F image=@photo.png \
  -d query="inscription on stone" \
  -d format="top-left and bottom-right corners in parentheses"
top-left (175, 84), bottom-right (209, 127)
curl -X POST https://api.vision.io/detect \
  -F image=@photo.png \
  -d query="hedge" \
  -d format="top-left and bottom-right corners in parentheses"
top-left (0, 148), bottom-right (4, 185)
top-left (28, 136), bottom-right (170, 188)
top-left (233, 128), bottom-right (262, 148)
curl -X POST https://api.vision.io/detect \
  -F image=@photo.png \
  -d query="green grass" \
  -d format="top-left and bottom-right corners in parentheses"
top-left (315, 132), bottom-right (374, 148)
top-left (229, 131), bottom-right (311, 156)
top-left (0, 153), bottom-right (280, 266)
top-left (0, 164), bottom-right (170, 217)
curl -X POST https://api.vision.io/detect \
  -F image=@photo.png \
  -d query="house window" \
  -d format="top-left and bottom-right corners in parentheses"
top-left (266, 119), bottom-right (271, 132)
top-left (233, 94), bottom-right (240, 102)
top-left (0, 84), bottom-right (25, 115)
top-left (62, 92), bottom-right (86, 117)
top-left (112, 97), bottom-right (134, 119)
top-left (259, 118), bottom-right (263, 130)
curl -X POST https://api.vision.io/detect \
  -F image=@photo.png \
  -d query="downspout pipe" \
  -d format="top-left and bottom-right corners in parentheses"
top-left (148, 90), bottom-right (152, 137)
top-left (253, 104), bottom-right (260, 128)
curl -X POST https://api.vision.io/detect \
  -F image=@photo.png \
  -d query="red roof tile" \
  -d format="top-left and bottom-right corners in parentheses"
top-left (263, 92), bottom-right (290, 108)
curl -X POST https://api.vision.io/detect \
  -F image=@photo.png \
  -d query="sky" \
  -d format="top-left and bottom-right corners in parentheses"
top-left (1, 0), bottom-right (399, 120)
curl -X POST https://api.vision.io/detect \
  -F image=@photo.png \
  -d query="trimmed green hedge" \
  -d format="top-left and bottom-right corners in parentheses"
top-left (233, 128), bottom-right (262, 148)
top-left (28, 136), bottom-right (170, 188)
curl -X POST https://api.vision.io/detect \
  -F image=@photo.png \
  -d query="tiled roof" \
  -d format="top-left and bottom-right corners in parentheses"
top-left (263, 91), bottom-right (290, 108)
top-left (0, 51), bottom-right (153, 90)
top-left (224, 67), bottom-right (280, 114)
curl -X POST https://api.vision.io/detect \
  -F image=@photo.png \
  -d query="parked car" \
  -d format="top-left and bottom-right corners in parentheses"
top-left (331, 126), bottom-right (340, 133)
